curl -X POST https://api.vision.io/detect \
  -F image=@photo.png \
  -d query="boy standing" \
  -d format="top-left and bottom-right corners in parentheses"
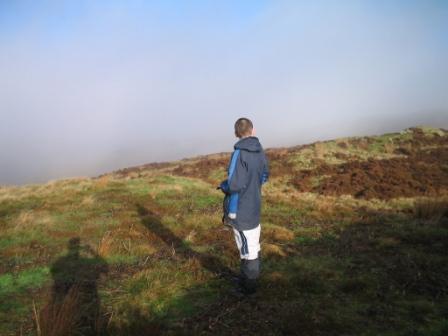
top-left (219, 118), bottom-right (269, 294)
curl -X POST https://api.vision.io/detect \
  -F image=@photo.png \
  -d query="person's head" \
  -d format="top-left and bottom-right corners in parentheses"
top-left (234, 117), bottom-right (255, 138)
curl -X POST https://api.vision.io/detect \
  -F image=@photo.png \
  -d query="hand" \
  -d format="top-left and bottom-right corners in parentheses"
top-left (219, 180), bottom-right (230, 194)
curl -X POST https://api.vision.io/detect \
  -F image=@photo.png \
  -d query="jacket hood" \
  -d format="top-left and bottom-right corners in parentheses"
top-left (234, 136), bottom-right (262, 152)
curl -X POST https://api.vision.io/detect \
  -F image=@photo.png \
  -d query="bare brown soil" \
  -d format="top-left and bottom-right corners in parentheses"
top-left (172, 156), bottom-right (229, 182)
top-left (290, 130), bottom-right (448, 199)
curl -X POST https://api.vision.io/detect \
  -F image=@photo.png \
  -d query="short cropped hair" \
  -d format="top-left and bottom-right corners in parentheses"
top-left (234, 118), bottom-right (253, 138)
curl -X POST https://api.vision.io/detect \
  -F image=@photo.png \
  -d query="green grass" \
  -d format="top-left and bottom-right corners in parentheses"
top-left (0, 266), bottom-right (50, 297)
top-left (104, 254), bottom-right (140, 265)
top-left (0, 229), bottom-right (52, 250)
top-left (263, 199), bottom-right (307, 226)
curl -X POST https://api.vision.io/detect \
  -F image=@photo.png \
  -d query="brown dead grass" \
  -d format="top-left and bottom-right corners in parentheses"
top-left (94, 175), bottom-right (110, 189)
top-left (38, 285), bottom-right (83, 336)
top-left (81, 195), bottom-right (96, 206)
top-left (97, 231), bottom-right (114, 257)
top-left (264, 225), bottom-right (295, 241)
top-left (263, 243), bottom-right (287, 258)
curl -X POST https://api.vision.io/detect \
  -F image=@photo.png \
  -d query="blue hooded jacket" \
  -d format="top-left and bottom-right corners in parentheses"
top-left (220, 136), bottom-right (269, 231)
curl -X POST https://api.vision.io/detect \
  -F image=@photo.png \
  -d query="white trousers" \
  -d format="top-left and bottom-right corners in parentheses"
top-left (233, 224), bottom-right (261, 260)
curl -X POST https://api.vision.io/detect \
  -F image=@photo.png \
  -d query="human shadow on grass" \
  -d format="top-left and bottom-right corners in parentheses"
top-left (136, 203), bottom-right (237, 280)
top-left (40, 237), bottom-right (109, 336)
top-left (106, 203), bottom-right (240, 334)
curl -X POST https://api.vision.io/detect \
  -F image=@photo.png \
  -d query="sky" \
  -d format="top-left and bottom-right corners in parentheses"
top-left (1, 0), bottom-right (447, 186)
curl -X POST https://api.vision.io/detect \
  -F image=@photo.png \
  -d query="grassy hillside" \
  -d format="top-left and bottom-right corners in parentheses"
top-left (1, 126), bottom-right (447, 335)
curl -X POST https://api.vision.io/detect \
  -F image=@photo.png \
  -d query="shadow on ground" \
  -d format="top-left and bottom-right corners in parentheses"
top-left (39, 202), bottom-right (448, 335)
top-left (104, 203), bottom-right (243, 335)
top-left (40, 237), bottom-right (109, 336)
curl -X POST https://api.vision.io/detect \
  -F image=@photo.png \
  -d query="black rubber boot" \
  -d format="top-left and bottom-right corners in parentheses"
top-left (242, 278), bottom-right (257, 295)
top-left (239, 257), bottom-right (260, 295)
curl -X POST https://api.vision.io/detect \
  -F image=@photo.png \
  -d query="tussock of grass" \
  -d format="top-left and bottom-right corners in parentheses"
top-left (263, 224), bottom-right (295, 241)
